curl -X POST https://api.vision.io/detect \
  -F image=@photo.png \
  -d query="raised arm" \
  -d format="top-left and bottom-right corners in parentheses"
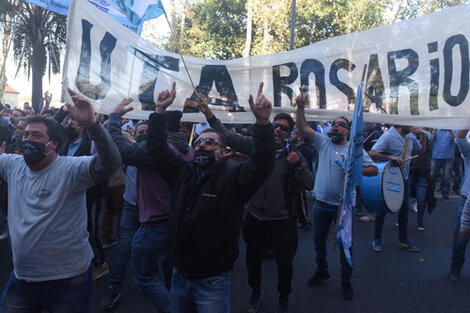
top-left (66, 88), bottom-right (121, 183)
top-left (232, 85), bottom-right (276, 200)
top-left (107, 98), bottom-right (150, 166)
top-left (147, 83), bottom-right (186, 188)
top-left (295, 87), bottom-right (316, 142)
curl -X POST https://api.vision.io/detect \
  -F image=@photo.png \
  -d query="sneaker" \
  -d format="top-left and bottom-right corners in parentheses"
top-left (277, 298), bottom-right (288, 313)
top-left (100, 284), bottom-right (121, 309)
top-left (448, 272), bottom-right (460, 281)
top-left (307, 270), bottom-right (330, 286)
top-left (0, 230), bottom-right (8, 241)
top-left (93, 262), bottom-right (110, 280)
top-left (372, 239), bottom-right (383, 252)
top-left (411, 202), bottom-right (418, 213)
top-left (341, 282), bottom-right (354, 301)
top-left (359, 215), bottom-right (375, 222)
top-left (398, 241), bottom-right (420, 252)
top-left (417, 222), bottom-right (425, 231)
top-left (246, 290), bottom-right (262, 313)
top-left (102, 240), bottom-right (117, 249)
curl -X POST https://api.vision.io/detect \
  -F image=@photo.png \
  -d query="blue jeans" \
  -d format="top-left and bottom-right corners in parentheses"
top-left (171, 269), bottom-right (230, 313)
top-left (131, 225), bottom-right (171, 313)
top-left (430, 158), bottom-right (454, 198)
top-left (375, 178), bottom-right (410, 243)
top-left (312, 201), bottom-right (353, 283)
top-left (450, 197), bottom-right (470, 275)
top-left (0, 266), bottom-right (92, 313)
top-left (415, 176), bottom-right (427, 225)
top-left (108, 201), bottom-right (140, 290)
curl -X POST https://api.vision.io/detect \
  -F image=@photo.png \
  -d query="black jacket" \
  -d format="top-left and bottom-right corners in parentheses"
top-left (147, 112), bottom-right (275, 279)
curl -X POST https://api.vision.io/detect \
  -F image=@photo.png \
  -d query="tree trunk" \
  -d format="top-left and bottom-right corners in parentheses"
top-left (243, 0), bottom-right (252, 57)
top-left (31, 40), bottom-right (46, 114)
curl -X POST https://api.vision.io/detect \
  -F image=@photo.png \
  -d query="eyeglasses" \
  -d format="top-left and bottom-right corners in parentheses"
top-left (273, 122), bottom-right (290, 133)
top-left (331, 121), bottom-right (349, 129)
top-left (194, 136), bottom-right (222, 148)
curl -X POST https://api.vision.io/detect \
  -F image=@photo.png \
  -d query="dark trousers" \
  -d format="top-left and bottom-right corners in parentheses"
top-left (87, 197), bottom-right (105, 267)
top-left (312, 201), bottom-right (353, 282)
top-left (102, 185), bottom-right (125, 244)
top-left (374, 178), bottom-right (410, 243)
top-left (0, 266), bottom-right (92, 313)
top-left (243, 213), bottom-right (297, 299)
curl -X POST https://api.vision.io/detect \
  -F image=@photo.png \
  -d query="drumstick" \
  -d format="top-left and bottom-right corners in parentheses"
top-left (402, 155), bottom-right (419, 163)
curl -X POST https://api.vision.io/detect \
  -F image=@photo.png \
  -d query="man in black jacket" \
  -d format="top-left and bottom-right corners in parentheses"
top-left (198, 85), bottom-right (314, 313)
top-left (144, 82), bottom-right (274, 313)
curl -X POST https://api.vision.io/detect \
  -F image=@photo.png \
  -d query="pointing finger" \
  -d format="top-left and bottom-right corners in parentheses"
top-left (257, 82), bottom-right (264, 99)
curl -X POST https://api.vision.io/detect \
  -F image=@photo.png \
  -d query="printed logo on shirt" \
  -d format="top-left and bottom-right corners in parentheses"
top-left (37, 188), bottom-right (51, 199)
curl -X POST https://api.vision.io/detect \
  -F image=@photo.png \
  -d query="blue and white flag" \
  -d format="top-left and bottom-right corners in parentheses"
top-left (110, 0), bottom-right (165, 26)
top-left (24, 0), bottom-right (165, 33)
top-left (336, 83), bottom-right (364, 267)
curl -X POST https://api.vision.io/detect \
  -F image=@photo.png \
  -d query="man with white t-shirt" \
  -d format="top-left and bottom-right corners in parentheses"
top-left (0, 89), bottom-right (121, 313)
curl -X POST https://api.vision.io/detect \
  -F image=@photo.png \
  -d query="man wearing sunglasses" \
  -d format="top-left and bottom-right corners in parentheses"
top-left (144, 82), bottom-right (275, 313)
top-left (197, 83), bottom-right (314, 313)
top-left (295, 88), bottom-right (378, 301)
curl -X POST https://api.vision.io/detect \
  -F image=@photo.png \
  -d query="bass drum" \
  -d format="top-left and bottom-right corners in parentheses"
top-left (361, 161), bottom-right (404, 214)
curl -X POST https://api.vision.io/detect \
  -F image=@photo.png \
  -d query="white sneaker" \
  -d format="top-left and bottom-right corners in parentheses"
top-left (0, 231), bottom-right (8, 241)
top-left (359, 215), bottom-right (375, 222)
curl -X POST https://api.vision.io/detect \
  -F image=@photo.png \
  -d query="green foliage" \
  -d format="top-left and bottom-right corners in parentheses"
top-left (176, 0), bottom-right (247, 59)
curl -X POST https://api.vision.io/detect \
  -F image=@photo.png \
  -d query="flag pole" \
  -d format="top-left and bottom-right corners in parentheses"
top-left (162, 10), bottom-right (198, 96)
top-left (333, 64), bottom-right (367, 251)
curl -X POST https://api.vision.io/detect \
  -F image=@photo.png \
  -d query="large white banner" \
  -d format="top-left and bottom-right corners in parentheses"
top-left (64, 0), bottom-right (470, 128)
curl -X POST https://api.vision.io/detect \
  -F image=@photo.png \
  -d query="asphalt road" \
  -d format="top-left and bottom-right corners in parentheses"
top-left (1, 195), bottom-right (469, 313)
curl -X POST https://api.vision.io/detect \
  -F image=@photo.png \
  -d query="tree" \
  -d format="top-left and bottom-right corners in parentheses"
top-left (12, 3), bottom-right (66, 113)
top-left (171, 0), bottom-right (248, 60)
top-left (0, 0), bottom-right (20, 100)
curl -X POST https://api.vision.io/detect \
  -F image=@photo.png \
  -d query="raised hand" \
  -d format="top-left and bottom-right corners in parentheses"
top-left (113, 97), bottom-right (134, 116)
top-left (287, 151), bottom-right (299, 165)
top-left (294, 87), bottom-right (308, 110)
top-left (197, 94), bottom-right (215, 119)
top-left (44, 92), bottom-right (52, 106)
top-left (65, 88), bottom-right (96, 127)
top-left (249, 82), bottom-right (271, 125)
top-left (155, 82), bottom-right (177, 114)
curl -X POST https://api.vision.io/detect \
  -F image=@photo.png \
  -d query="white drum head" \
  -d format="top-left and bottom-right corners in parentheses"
top-left (382, 162), bottom-right (405, 213)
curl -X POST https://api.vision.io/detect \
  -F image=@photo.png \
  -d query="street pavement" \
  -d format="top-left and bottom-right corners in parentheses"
top-left (1, 195), bottom-right (469, 313)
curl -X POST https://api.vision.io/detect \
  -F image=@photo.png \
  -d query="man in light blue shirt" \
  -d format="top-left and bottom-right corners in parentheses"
top-left (369, 125), bottom-right (425, 253)
top-left (430, 129), bottom-right (457, 200)
top-left (296, 90), bottom-right (378, 301)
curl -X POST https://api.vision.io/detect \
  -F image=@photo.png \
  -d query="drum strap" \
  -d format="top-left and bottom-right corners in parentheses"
top-left (401, 139), bottom-right (409, 169)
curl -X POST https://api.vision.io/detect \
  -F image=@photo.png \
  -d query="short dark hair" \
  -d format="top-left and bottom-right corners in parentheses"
top-left (12, 109), bottom-right (26, 117)
top-left (273, 113), bottom-right (295, 131)
top-left (200, 128), bottom-right (226, 149)
top-left (26, 116), bottom-right (64, 145)
top-left (335, 116), bottom-right (350, 130)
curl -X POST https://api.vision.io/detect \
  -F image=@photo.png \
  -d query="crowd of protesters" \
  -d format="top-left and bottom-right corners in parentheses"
top-left (0, 84), bottom-right (468, 313)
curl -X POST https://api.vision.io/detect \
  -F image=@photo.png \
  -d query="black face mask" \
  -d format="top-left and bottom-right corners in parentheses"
top-left (65, 127), bottom-right (80, 141)
top-left (327, 132), bottom-right (345, 144)
top-left (19, 140), bottom-right (52, 166)
top-left (194, 149), bottom-right (217, 171)
top-left (136, 133), bottom-right (147, 143)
